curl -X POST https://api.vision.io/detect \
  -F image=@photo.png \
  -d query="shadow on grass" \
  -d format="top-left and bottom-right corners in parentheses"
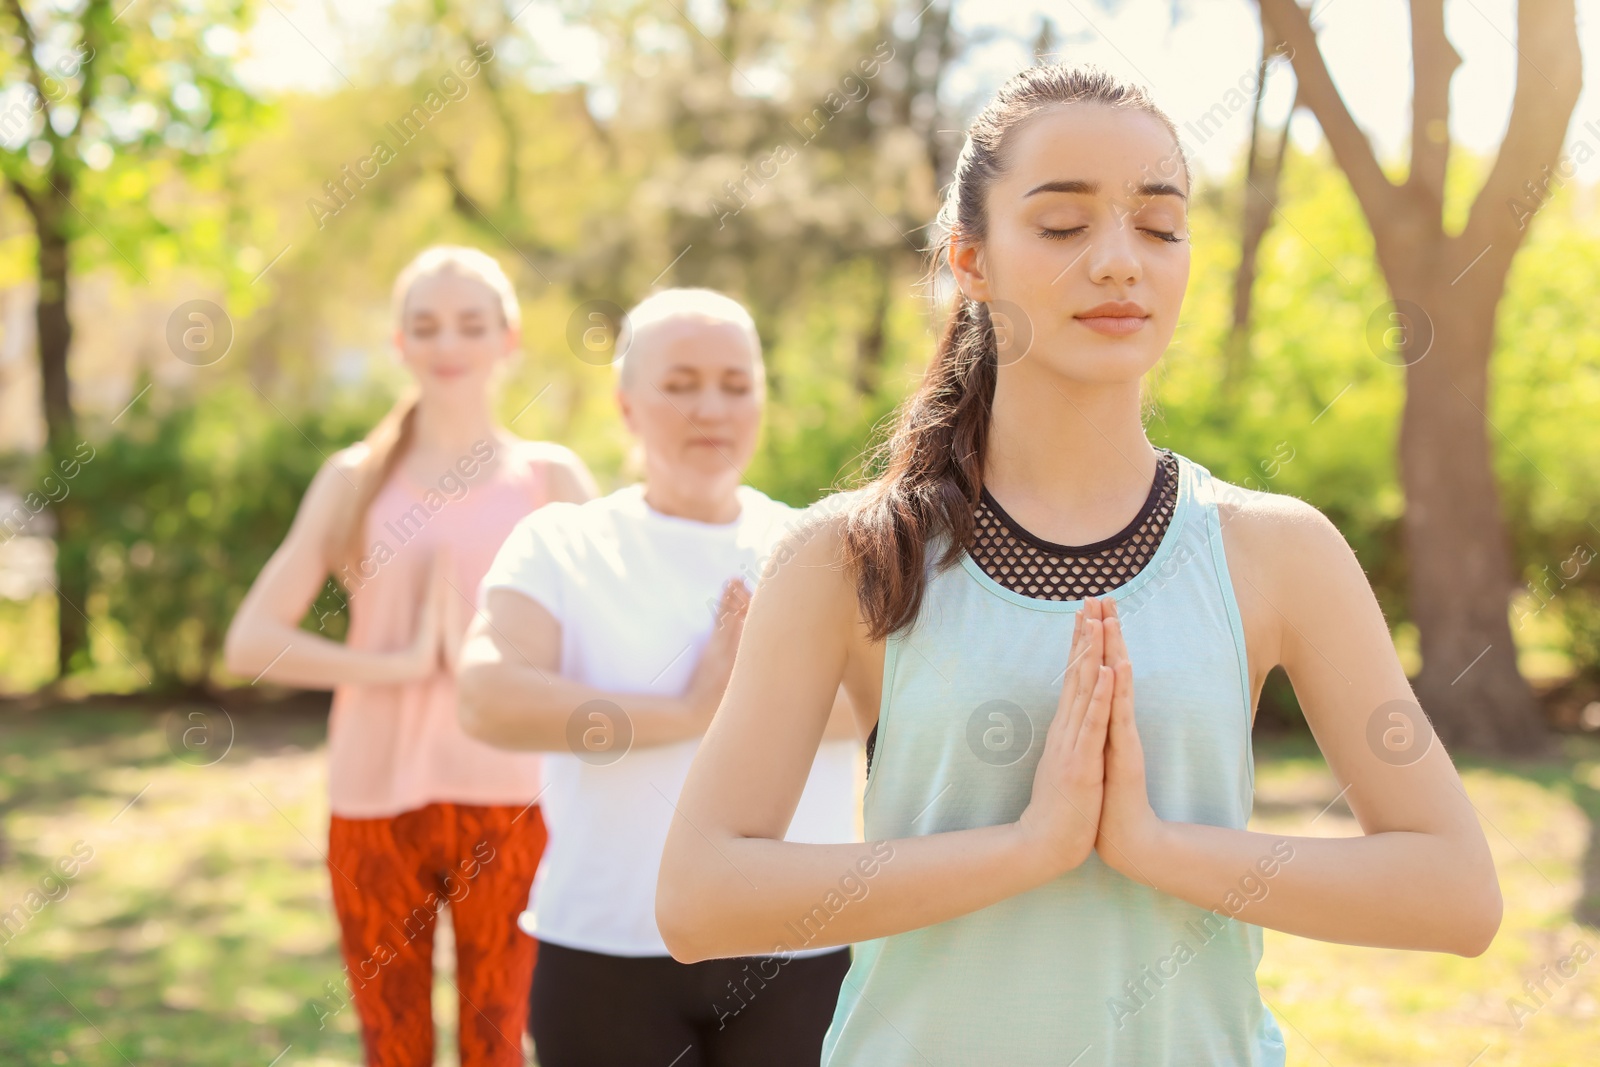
top-left (1253, 718), bottom-right (1600, 931)
top-left (0, 881), bottom-right (360, 1065)
top-left (0, 694), bottom-right (365, 1067)
top-left (1453, 737), bottom-right (1600, 930)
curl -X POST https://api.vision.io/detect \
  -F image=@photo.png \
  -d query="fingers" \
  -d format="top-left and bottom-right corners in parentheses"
top-left (1107, 660), bottom-right (1138, 752)
top-left (1058, 614), bottom-right (1106, 746)
top-left (1061, 610), bottom-right (1084, 704)
top-left (1102, 599), bottom-right (1129, 668)
top-left (1056, 597), bottom-right (1118, 748)
top-left (1081, 614), bottom-right (1104, 695)
top-left (1073, 664), bottom-right (1114, 756)
top-left (717, 577), bottom-right (750, 620)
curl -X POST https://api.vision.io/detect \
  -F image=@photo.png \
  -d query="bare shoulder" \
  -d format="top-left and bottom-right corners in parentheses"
top-left (306, 443), bottom-right (367, 509)
top-left (1215, 479), bottom-right (1353, 582)
top-left (759, 489), bottom-right (869, 611)
top-left (505, 436), bottom-right (597, 503)
top-left (270, 443), bottom-right (367, 548)
top-left (500, 436), bottom-right (578, 472)
top-left (508, 437), bottom-right (580, 466)
top-left (328, 441), bottom-right (368, 474)
top-left (1213, 476), bottom-right (1368, 667)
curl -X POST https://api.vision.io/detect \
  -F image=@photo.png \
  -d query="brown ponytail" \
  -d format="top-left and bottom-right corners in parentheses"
top-left (839, 63), bottom-right (1190, 640)
top-left (332, 387), bottom-right (421, 583)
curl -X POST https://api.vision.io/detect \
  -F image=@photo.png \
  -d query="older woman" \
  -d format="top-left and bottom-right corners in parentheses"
top-left (457, 287), bottom-right (861, 1067)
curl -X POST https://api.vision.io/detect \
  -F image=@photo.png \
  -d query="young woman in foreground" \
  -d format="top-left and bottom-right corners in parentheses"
top-left (225, 246), bottom-right (596, 1066)
top-left (655, 65), bottom-right (1502, 1066)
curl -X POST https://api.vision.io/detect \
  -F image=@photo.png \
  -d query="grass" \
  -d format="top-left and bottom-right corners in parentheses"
top-left (0, 703), bottom-right (1597, 1065)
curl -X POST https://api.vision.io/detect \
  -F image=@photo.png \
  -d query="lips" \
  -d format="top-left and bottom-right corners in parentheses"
top-left (1076, 301), bottom-right (1148, 319)
top-left (1074, 301), bottom-right (1149, 337)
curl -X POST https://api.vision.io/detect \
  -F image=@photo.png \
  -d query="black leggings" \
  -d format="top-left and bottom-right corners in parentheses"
top-left (528, 939), bottom-right (852, 1067)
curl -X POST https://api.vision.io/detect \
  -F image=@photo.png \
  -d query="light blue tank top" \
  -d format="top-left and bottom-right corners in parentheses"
top-left (821, 451), bottom-right (1287, 1067)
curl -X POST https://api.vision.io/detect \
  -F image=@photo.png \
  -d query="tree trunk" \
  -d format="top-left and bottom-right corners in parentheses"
top-left (1393, 268), bottom-right (1548, 754)
top-left (1224, 78), bottom-right (1294, 398)
top-left (1255, 0), bottom-right (1581, 755)
top-left (28, 186), bottom-right (85, 678)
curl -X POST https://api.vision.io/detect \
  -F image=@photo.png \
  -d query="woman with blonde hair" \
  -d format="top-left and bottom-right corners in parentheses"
top-left (226, 245), bottom-right (597, 1066)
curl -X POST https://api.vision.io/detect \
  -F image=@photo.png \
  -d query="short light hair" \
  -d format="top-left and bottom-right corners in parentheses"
top-left (392, 245), bottom-right (521, 331)
top-left (615, 287), bottom-right (762, 390)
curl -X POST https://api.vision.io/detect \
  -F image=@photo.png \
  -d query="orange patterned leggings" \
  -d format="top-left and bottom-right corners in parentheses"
top-left (327, 801), bottom-right (548, 1067)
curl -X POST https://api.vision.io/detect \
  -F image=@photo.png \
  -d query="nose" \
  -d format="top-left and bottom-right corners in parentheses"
top-left (1085, 204), bottom-right (1142, 288)
top-left (684, 382), bottom-right (734, 421)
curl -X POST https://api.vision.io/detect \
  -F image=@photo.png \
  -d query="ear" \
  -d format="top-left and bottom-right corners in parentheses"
top-left (500, 324), bottom-right (522, 359)
top-left (948, 232), bottom-right (993, 304)
top-left (615, 386), bottom-right (637, 434)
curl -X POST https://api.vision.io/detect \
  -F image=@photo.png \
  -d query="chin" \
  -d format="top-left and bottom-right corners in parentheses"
top-left (682, 454), bottom-right (747, 486)
top-left (427, 371), bottom-right (489, 393)
top-left (1029, 344), bottom-right (1159, 385)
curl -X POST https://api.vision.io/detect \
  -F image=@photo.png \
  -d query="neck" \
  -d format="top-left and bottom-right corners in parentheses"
top-left (642, 478), bottom-right (743, 524)
top-left (410, 394), bottom-right (502, 458)
top-left (981, 365), bottom-right (1159, 536)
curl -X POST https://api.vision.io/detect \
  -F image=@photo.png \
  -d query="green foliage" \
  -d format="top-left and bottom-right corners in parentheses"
top-left (55, 382), bottom-right (384, 689)
top-left (0, 0), bottom-right (266, 282)
top-left (1, 2), bottom-right (1595, 696)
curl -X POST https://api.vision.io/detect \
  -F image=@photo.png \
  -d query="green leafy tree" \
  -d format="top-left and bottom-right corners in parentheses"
top-left (0, 0), bottom-right (260, 676)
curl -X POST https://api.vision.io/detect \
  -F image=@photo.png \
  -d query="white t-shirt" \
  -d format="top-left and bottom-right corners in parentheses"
top-left (478, 482), bottom-right (862, 958)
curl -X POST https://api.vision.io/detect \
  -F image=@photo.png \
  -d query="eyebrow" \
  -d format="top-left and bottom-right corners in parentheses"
top-left (1023, 178), bottom-right (1187, 201)
top-left (664, 364), bottom-right (752, 376)
top-left (409, 308), bottom-right (487, 318)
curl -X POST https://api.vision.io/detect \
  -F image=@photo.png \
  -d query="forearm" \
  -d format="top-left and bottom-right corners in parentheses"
top-left (457, 659), bottom-right (703, 750)
top-left (658, 821), bottom-right (1056, 963)
top-left (1126, 820), bottom-right (1502, 956)
top-left (224, 620), bottom-right (413, 688)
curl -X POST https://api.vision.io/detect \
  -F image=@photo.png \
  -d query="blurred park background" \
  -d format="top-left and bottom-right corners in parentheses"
top-left (0, 0), bottom-right (1598, 1063)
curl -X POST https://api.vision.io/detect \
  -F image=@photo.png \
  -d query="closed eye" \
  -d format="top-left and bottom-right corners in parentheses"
top-left (1038, 226), bottom-right (1183, 243)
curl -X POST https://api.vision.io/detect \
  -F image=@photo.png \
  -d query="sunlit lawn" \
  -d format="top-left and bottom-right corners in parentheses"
top-left (1, 703), bottom-right (1597, 1066)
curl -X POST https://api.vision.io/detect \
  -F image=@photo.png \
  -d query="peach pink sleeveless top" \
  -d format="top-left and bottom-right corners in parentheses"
top-left (326, 438), bottom-right (551, 818)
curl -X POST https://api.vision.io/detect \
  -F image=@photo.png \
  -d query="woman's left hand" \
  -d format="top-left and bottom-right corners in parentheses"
top-left (1093, 599), bottom-right (1166, 884)
top-left (436, 546), bottom-right (464, 674)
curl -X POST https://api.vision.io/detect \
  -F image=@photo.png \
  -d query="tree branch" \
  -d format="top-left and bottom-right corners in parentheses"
top-left (1459, 0), bottom-right (1582, 256)
top-left (1, 166), bottom-right (38, 215)
top-left (1405, 0), bottom-right (1458, 212)
top-left (1, 0), bottom-right (61, 150)
top-left (1255, 0), bottom-right (1401, 226)
top-left (71, 0), bottom-right (113, 148)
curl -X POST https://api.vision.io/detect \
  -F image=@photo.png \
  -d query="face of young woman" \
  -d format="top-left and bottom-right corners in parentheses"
top-left (617, 317), bottom-right (764, 499)
top-left (393, 272), bottom-right (516, 397)
top-left (969, 103), bottom-right (1190, 384)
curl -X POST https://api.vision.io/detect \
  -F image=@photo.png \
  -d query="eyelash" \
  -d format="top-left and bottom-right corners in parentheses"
top-left (1037, 227), bottom-right (1182, 244)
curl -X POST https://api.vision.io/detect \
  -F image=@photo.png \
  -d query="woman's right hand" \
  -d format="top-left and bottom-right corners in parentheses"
top-left (393, 549), bottom-right (449, 682)
top-left (1015, 595), bottom-right (1115, 879)
top-left (682, 577), bottom-right (752, 728)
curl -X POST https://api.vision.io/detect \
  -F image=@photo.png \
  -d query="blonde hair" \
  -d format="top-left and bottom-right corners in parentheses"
top-left (331, 245), bottom-right (521, 581)
top-left (391, 244), bottom-right (521, 333)
top-left (615, 287), bottom-right (761, 391)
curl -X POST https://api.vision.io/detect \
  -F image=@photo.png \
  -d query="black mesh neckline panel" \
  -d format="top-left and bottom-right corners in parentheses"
top-left (967, 449), bottom-right (1177, 600)
top-left (865, 449), bottom-right (1180, 775)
